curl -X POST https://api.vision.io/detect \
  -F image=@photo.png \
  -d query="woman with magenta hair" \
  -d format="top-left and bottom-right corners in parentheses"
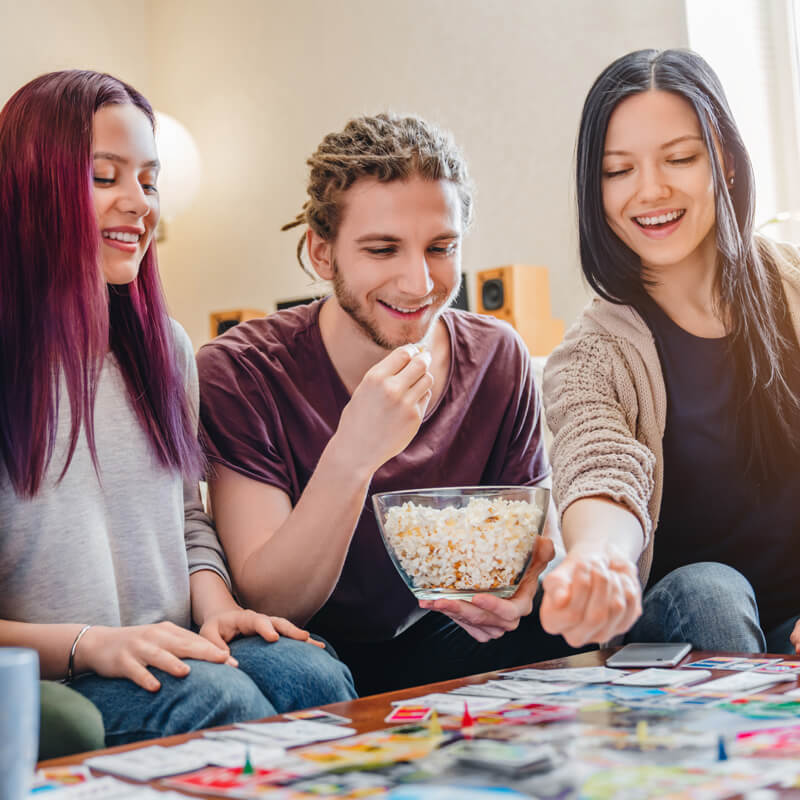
top-left (0, 70), bottom-right (355, 750)
top-left (539, 49), bottom-right (800, 654)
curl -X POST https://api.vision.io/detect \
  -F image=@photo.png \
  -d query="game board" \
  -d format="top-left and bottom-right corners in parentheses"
top-left (45, 660), bottom-right (800, 799)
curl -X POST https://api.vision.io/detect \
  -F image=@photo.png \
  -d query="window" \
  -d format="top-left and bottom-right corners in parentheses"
top-left (686, 0), bottom-right (800, 239)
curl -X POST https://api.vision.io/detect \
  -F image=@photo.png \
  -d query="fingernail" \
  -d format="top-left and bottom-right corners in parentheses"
top-left (227, 656), bottom-right (239, 667)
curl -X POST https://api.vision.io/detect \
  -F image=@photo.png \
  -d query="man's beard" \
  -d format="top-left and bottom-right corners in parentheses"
top-left (332, 259), bottom-right (457, 350)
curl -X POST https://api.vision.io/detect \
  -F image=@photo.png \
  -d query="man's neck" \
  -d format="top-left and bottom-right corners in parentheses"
top-left (318, 297), bottom-right (450, 399)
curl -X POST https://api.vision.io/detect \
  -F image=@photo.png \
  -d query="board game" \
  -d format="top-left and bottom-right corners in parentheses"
top-left (34, 657), bottom-right (800, 799)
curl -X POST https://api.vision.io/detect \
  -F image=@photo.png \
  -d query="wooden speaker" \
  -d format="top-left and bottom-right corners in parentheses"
top-left (209, 309), bottom-right (266, 339)
top-left (476, 265), bottom-right (564, 356)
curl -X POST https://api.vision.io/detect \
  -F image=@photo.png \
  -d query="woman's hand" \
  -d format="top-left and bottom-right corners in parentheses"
top-left (198, 608), bottom-right (325, 651)
top-left (73, 622), bottom-right (235, 692)
top-left (540, 544), bottom-right (642, 646)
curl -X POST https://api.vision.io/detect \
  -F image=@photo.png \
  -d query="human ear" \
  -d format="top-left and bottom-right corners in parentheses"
top-left (306, 229), bottom-right (334, 280)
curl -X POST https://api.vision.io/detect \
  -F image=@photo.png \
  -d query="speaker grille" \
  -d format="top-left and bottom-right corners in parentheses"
top-left (481, 278), bottom-right (505, 311)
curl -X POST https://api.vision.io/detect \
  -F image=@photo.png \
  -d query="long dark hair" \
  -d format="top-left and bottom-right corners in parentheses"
top-left (576, 48), bottom-right (800, 483)
top-left (0, 70), bottom-right (202, 497)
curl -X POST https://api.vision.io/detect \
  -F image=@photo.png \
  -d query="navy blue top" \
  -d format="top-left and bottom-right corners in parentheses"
top-left (640, 299), bottom-right (800, 631)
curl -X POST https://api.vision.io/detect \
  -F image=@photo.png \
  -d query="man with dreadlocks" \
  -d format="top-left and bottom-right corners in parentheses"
top-left (197, 113), bottom-right (578, 695)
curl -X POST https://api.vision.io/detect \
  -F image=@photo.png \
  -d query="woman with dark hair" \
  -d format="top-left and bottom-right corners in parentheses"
top-left (539, 49), bottom-right (800, 654)
top-left (0, 70), bottom-right (355, 749)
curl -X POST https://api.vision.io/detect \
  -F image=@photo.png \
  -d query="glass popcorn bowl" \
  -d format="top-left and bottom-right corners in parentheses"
top-left (372, 485), bottom-right (550, 600)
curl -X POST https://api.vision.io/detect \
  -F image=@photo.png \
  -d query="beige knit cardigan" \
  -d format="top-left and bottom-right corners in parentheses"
top-left (542, 237), bottom-right (800, 589)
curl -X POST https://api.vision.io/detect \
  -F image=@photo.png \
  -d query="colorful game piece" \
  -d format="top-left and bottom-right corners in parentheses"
top-left (241, 746), bottom-right (253, 776)
top-left (717, 734), bottom-right (728, 761)
top-left (428, 710), bottom-right (442, 737)
top-left (636, 720), bottom-right (648, 747)
top-left (461, 702), bottom-right (475, 737)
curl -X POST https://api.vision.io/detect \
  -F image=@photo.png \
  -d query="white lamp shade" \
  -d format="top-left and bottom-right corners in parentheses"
top-left (154, 111), bottom-right (202, 221)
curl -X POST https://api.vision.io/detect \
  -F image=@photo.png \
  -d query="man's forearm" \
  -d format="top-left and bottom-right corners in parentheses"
top-left (233, 435), bottom-right (374, 625)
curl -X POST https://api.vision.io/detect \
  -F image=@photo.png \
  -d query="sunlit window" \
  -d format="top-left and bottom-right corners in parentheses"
top-left (685, 0), bottom-right (800, 239)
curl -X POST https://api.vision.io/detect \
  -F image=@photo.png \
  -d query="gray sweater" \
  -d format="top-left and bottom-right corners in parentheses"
top-left (543, 237), bottom-right (800, 589)
top-left (0, 321), bottom-right (230, 629)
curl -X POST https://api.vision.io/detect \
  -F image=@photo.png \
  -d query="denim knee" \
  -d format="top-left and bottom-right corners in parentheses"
top-left (230, 636), bottom-right (357, 712)
top-left (164, 660), bottom-right (277, 732)
top-left (71, 660), bottom-right (276, 746)
top-left (630, 562), bottom-right (765, 652)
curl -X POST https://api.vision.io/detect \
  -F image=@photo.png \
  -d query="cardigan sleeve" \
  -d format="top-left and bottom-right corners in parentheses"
top-left (543, 328), bottom-right (656, 543)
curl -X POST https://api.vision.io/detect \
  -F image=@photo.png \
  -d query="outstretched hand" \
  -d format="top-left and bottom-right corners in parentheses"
top-left (540, 544), bottom-right (642, 647)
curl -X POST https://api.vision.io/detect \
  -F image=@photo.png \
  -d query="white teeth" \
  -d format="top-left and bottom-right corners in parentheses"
top-left (635, 210), bottom-right (684, 226)
top-left (103, 231), bottom-right (141, 243)
top-left (385, 301), bottom-right (430, 314)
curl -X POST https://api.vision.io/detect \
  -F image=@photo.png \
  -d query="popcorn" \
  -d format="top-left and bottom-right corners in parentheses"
top-left (382, 496), bottom-right (543, 591)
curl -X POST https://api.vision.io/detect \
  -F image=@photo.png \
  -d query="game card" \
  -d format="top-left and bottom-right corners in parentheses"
top-left (724, 657), bottom-right (782, 671)
top-left (31, 766), bottom-right (92, 793)
top-left (234, 719), bottom-right (356, 747)
top-left (162, 764), bottom-right (306, 795)
top-left (449, 739), bottom-right (557, 775)
top-left (165, 739), bottom-right (286, 769)
top-left (753, 660), bottom-right (800, 676)
top-left (498, 666), bottom-right (628, 683)
top-left (283, 708), bottom-right (352, 724)
top-left (84, 745), bottom-right (209, 781)
top-left (611, 668), bottom-right (711, 687)
top-left (36, 777), bottom-right (188, 800)
top-left (384, 705), bottom-right (433, 723)
top-left (390, 693), bottom-right (507, 715)
top-left (684, 656), bottom-right (771, 671)
top-left (694, 671), bottom-right (796, 693)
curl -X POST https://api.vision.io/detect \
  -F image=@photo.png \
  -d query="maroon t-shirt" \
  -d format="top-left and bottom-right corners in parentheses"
top-left (197, 300), bottom-right (549, 643)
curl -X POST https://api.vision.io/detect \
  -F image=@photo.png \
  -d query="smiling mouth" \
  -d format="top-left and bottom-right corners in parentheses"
top-left (634, 209), bottom-right (686, 229)
top-left (103, 231), bottom-right (142, 243)
top-left (378, 299), bottom-right (433, 316)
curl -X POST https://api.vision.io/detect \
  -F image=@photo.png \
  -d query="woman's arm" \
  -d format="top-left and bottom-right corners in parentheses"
top-left (538, 331), bottom-right (655, 645)
top-left (0, 620), bottom-right (91, 679)
top-left (540, 496), bottom-right (644, 646)
top-left (0, 618), bottom-right (232, 690)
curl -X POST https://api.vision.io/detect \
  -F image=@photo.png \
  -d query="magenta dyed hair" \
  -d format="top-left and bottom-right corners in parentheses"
top-left (0, 70), bottom-right (202, 497)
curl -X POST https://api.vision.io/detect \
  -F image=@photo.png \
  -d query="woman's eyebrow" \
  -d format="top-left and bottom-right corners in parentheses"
top-left (604, 134), bottom-right (703, 157)
top-left (93, 151), bottom-right (160, 169)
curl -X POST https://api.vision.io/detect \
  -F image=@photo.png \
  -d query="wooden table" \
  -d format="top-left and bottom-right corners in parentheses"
top-left (40, 649), bottom-right (800, 796)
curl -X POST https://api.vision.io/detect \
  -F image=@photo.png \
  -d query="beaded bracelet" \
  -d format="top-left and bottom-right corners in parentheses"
top-left (67, 624), bottom-right (92, 682)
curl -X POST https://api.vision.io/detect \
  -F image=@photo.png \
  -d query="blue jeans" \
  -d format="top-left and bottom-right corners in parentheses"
top-left (69, 635), bottom-right (356, 746)
top-left (626, 562), bottom-right (800, 654)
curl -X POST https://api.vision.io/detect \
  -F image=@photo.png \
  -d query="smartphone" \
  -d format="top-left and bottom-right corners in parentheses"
top-left (605, 642), bottom-right (692, 668)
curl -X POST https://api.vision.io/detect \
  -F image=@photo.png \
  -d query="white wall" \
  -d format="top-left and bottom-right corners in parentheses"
top-left (1, 1), bottom-right (690, 348)
top-left (0, 0), bottom-right (152, 110)
top-left (147, 0), bottom-right (690, 347)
